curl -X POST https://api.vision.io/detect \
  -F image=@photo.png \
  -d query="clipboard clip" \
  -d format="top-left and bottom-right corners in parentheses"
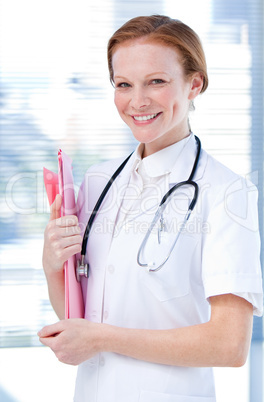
top-left (76, 255), bottom-right (89, 282)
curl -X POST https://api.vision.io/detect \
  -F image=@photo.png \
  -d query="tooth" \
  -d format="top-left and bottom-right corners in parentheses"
top-left (134, 113), bottom-right (158, 121)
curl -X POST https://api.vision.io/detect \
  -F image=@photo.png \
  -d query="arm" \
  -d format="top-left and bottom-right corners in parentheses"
top-left (38, 293), bottom-right (253, 367)
top-left (42, 194), bottom-right (82, 319)
top-left (107, 294), bottom-right (253, 367)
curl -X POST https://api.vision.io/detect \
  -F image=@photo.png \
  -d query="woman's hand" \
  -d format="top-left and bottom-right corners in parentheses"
top-left (42, 194), bottom-right (82, 275)
top-left (42, 194), bottom-right (82, 319)
top-left (38, 319), bottom-right (105, 366)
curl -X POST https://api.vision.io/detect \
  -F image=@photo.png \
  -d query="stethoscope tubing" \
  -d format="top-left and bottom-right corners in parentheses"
top-left (81, 152), bottom-right (133, 256)
top-left (136, 179), bottom-right (199, 271)
top-left (77, 135), bottom-right (201, 280)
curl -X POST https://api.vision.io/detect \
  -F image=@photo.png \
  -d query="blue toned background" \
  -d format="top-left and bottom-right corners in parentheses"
top-left (0, 0), bottom-right (263, 400)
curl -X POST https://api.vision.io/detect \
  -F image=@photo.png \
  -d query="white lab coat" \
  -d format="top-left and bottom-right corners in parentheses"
top-left (74, 134), bottom-right (263, 402)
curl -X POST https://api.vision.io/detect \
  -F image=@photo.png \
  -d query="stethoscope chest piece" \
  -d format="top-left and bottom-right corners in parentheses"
top-left (76, 255), bottom-right (89, 282)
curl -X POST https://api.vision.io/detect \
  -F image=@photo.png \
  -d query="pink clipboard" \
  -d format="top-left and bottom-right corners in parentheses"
top-left (43, 150), bottom-right (84, 319)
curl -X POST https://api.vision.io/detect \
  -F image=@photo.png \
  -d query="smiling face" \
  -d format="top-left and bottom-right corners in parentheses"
top-left (112, 39), bottom-right (203, 157)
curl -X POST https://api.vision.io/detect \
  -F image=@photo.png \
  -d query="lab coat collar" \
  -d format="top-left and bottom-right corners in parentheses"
top-left (116, 133), bottom-right (206, 190)
top-left (131, 137), bottom-right (190, 178)
top-left (169, 133), bottom-right (206, 185)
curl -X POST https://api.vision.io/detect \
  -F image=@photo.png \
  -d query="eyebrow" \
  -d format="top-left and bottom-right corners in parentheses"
top-left (114, 72), bottom-right (168, 80)
top-left (113, 76), bottom-right (127, 80)
top-left (145, 72), bottom-right (168, 77)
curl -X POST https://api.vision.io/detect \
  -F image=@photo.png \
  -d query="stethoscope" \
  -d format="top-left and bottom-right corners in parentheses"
top-left (76, 135), bottom-right (201, 281)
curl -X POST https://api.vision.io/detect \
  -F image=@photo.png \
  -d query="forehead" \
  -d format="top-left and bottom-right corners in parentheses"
top-left (112, 39), bottom-right (183, 76)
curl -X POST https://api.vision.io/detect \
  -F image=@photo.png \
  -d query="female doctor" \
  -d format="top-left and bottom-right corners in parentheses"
top-left (39, 15), bottom-right (263, 402)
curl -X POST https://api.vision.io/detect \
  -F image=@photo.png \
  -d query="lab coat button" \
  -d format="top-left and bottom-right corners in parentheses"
top-left (108, 265), bottom-right (115, 274)
top-left (100, 356), bottom-right (105, 366)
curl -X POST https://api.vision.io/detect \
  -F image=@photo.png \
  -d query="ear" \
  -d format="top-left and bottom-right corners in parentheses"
top-left (188, 73), bottom-right (204, 100)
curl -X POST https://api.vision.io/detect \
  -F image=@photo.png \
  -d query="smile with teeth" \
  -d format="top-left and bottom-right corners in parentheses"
top-left (133, 112), bottom-right (160, 121)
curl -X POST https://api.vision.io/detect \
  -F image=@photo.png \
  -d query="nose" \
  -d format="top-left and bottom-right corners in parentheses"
top-left (130, 86), bottom-right (151, 110)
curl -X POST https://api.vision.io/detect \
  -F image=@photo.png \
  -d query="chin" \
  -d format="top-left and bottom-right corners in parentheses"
top-left (130, 129), bottom-right (160, 144)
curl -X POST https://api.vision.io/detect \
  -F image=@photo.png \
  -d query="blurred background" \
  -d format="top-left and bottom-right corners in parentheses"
top-left (0, 0), bottom-right (263, 401)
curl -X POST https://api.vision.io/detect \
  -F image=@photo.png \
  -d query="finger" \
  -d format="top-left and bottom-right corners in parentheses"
top-left (38, 321), bottom-right (64, 338)
top-left (55, 215), bottom-right (79, 229)
top-left (45, 217), bottom-right (80, 243)
top-left (39, 334), bottom-right (59, 349)
top-left (46, 228), bottom-right (82, 251)
top-left (56, 234), bottom-right (82, 249)
top-left (50, 221), bottom-right (81, 244)
top-left (60, 225), bottom-right (82, 240)
top-left (50, 194), bottom-right (62, 221)
top-left (52, 241), bottom-right (82, 263)
top-left (48, 223), bottom-right (81, 238)
top-left (46, 216), bottom-right (80, 238)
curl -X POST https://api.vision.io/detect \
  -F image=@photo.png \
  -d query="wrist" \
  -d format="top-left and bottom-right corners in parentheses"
top-left (43, 262), bottom-right (65, 290)
top-left (42, 253), bottom-right (64, 277)
top-left (98, 323), bottom-right (119, 354)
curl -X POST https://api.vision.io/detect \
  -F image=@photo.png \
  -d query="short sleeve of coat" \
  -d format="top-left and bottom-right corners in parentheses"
top-left (202, 175), bottom-right (263, 316)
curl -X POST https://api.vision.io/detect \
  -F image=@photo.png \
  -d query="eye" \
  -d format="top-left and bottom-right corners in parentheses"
top-left (115, 82), bottom-right (131, 88)
top-left (151, 79), bottom-right (165, 85)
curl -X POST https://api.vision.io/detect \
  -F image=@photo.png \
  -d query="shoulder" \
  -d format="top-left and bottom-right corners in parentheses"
top-left (201, 149), bottom-right (257, 196)
top-left (198, 149), bottom-right (259, 224)
top-left (202, 149), bottom-right (243, 184)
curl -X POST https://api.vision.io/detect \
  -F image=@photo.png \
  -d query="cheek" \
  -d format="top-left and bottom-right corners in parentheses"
top-left (114, 92), bottom-right (119, 109)
top-left (114, 93), bottom-right (125, 114)
top-left (158, 88), bottom-right (178, 110)
top-left (171, 100), bottom-right (187, 118)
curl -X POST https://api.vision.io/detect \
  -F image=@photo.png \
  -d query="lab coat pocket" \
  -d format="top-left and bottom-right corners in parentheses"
top-left (139, 390), bottom-right (215, 402)
top-left (140, 234), bottom-right (199, 301)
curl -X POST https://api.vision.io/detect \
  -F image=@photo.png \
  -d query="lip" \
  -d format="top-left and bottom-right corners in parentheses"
top-left (131, 112), bottom-right (162, 125)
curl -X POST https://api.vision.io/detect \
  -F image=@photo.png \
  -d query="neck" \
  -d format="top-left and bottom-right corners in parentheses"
top-left (142, 131), bottom-right (191, 158)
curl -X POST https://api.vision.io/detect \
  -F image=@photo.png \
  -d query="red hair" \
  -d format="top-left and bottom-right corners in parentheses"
top-left (107, 15), bottom-right (208, 93)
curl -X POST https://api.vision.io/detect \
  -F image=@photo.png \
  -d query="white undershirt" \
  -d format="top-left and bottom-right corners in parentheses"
top-left (116, 135), bottom-right (191, 223)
